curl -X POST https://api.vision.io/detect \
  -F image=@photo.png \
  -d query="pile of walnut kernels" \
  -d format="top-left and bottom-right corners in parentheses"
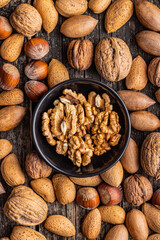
top-left (42, 89), bottom-right (121, 167)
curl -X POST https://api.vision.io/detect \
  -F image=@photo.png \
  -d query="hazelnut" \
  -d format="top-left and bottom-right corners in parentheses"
top-left (24, 80), bottom-right (48, 102)
top-left (98, 183), bottom-right (123, 206)
top-left (148, 57), bottom-right (160, 87)
top-left (155, 88), bottom-right (160, 103)
top-left (76, 187), bottom-right (100, 210)
top-left (67, 39), bottom-right (94, 71)
top-left (24, 38), bottom-right (49, 60)
top-left (24, 60), bottom-right (48, 80)
top-left (10, 3), bottom-right (42, 37)
top-left (25, 150), bottom-right (52, 179)
top-left (0, 182), bottom-right (5, 195)
top-left (0, 63), bottom-right (20, 90)
top-left (124, 174), bottom-right (153, 206)
top-left (152, 189), bottom-right (160, 209)
top-left (0, 16), bottom-right (12, 40)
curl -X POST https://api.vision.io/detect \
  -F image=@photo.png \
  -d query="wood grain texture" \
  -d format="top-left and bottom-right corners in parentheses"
top-left (0, 0), bottom-right (160, 239)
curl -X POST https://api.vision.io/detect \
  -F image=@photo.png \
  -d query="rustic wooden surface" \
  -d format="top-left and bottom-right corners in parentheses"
top-left (0, 0), bottom-right (160, 239)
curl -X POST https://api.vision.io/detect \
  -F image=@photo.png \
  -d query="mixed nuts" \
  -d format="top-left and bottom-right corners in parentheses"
top-left (0, 0), bottom-right (160, 239)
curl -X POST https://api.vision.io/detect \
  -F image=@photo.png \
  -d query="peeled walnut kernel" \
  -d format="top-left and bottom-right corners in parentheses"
top-left (67, 39), bottom-right (94, 71)
top-left (25, 150), bottom-right (52, 179)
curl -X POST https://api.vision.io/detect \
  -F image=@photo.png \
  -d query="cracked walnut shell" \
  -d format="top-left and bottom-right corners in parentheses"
top-left (3, 185), bottom-right (48, 226)
top-left (67, 40), bottom-right (94, 71)
top-left (10, 4), bottom-right (42, 37)
top-left (95, 37), bottom-right (132, 81)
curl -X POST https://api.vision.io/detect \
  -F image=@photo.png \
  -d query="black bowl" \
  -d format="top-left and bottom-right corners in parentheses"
top-left (32, 79), bottom-right (131, 177)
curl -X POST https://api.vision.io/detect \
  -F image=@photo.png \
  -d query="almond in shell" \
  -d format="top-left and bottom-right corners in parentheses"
top-left (10, 226), bottom-right (47, 240)
top-left (89, 0), bottom-right (111, 14)
top-left (105, 0), bottom-right (134, 33)
top-left (0, 89), bottom-right (24, 106)
top-left (0, 0), bottom-right (10, 8)
top-left (0, 139), bottom-right (12, 160)
top-left (148, 234), bottom-right (160, 240)
top-left (104, 224), bottom-right (129, 240)
top-left (60, 15), bottom-right (98, 38)
top-left (44, 215), bottom-right (76, 237)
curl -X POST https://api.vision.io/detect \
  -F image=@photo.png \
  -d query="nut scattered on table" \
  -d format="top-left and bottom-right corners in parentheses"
top-left (0, 16), bottom-right (12, 40)
top-left (0, 89), bottom-right (24, 106)
top-left (24, 80), bottom-right (48, 102)
top-left (42, 89), bottom-right (121, 167)
top-left (0, 139), bottom-right (12, 160)
top-left (148, 57), bottom-right (160, 87)
top-left (10, 226), bottom-right (47, 240)
top-left (24, 60), bottom-right (48, 80)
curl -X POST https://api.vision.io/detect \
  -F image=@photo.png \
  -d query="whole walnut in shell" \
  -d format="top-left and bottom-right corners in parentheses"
top-left (124, 174), bottom-right (153, 206)
top-left (3, 185), bottom-right (48, 226)
top-left (141, 132), bottom-right (160, 180)
top-left (10, 3), bottom-right (42, 37)
top-left (25, 150), bottom-right (52, 179)
top-left (148, 57), bottom-right (160, 87)
top-left (95, 37), bottom-right (132, 81)
top-left (67, 39), bottom-right (94, 71)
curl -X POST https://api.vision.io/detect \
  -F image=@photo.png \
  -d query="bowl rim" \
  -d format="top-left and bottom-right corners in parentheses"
top-left (32, 78), bottom-right (131, 177)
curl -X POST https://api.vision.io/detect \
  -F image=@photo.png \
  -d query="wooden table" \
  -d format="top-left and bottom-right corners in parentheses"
top-left (0, 0), bottom-right (160, 239)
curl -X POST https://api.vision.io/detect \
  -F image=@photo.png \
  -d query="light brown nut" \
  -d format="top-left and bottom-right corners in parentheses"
top-left (25, 150), bottom-right (52, 179)
top-left (52, 174), bottom-right (76, 205)
top-left (82, 208), bottom-right (101, 239)
top-left (47, 59), bottom-right (69, 88)
top-left (0, 89), bottom-right (24, 106)
top-left (148, 234), bottom-right (160, 240)
top-left (155, 89), bottom-right (160, 103)
top-left (124, 174), bottom-right (153, 206)
top-left (148, 57), bottom-right (160, 87)
top-left (134, 0), bottom-right (160, 31)
top-left (126, 209), bottom-right (149, 240)
top-left (117, 90), bottom-right (155, 111)
top-left (142, 203), bottom-right (160, 233)
top-left (55, 0), bottom-right (88, 18)
top-left (0, 0), bottom-right (10, 8)
top-left (0, 16), bottom-right (12, 40)
top-left (100, 161), bottom-right (123, 187)
top-left (130, 111), bottom-right (160, 131)
top-left (98, 183), bottom-right (123, 206)
top-left (30, 178), bottom-right (56, 203)
top-left (60, 15), bottom-right (98, 38)
top-left (44, 215), bottom-right (76, 237)
top-left (10, 226), bottom-right (47, 240)
top-left (136, 31), bottom-right (160, 56)
top-left (76, 187), bottom-right (100, 210)
top-left (125, 56), bottom-right (148, 90)
top-left (25, 81), bottom-right (48, 102)
top-left (69, 175), bottom-right (102, 186)
top-left (0, 106), bottom-right (26, 132)
top-left (104, 224), bottom-right (128, 240)
top-left (1, 153), bottom-right (25, 187)
top-left (89, 0), bottom-right (111, 14)
top-left (105, 0), bottom-right (133, 33)
top-left (141, 132), bottom-right (160, 180)
top-left (0, 139), bottom-right (12, 160)
top-left (33, 0), bottom-right (58, 34)
top-left (0, 182), bottom-right (5, 195)
top-left (98, 205), bottom-right (126, 224)
top-left (24, 38), bottom-right (49, 60)
top-left (121, 138), bottom-right (139, 174)
top-left (0, 33), bottom-right (24, 62)
top-left (10, 3), bottom-right (42, 37)
top-left (67, 39), bottom-right (94, 71)
top-left (0, 238), bottom-right (9, 240)
top-left (95, 37), bottom-right (132, 81)
top-left (3, 185), bottom-right (48, 226)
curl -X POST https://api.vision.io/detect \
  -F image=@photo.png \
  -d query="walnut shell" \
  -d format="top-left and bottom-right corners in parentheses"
top-left (141, 132), bottom-right (160, 180)
top-left (10, 3), bottom-right (42, 37)
top-left (148, 57), bottom-right (160, 87)
top-left (124, 174), bottom-right (153, 206)
top-left (95, 37), bottom-right (132, 81)
top-left (25, 150), bottom-right (52, 179)
top-left (67, 39), bottom-right (94, 71)
top-left (3, 185), bottom-right (48, 226)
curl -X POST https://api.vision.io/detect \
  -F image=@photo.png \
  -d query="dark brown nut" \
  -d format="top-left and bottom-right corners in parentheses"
top-left (76, 187), bottom-right (100, 209)
top-left (24, 60), bottom-right (48, 80)
top-left (67, 39), bottom-right (94, 71)
top-left (25, 150), bottom-right (52, 179)
top-left (10, 3), bottom-right (42, 37)
top-left (155, 89), bottom-right (160, 103)
top-left (0, 16), bottom-right (12, 40)
top-left (124, 174), bottom-right (153, 206)
top-left (141, 132), bottom-right (160, 180)
top-left (148, 57), bottom-right (160, 87)
top-left (152, 189), bottom-right (160, 209)
top-left (24, 81), bottom-right (48, 102)
top-left (3, 185), bottom-right (48, 226)
top-left (95, 37), bottom-right (132, 81)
